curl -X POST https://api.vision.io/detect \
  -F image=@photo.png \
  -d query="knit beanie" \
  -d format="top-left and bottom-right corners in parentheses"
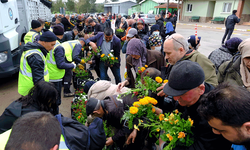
top-left (39, 30), bottom-right (57, 42)
top-left (225, 37), bottom-right (243, 53)
top-left (31, 20), bottom-right (41, 29)
top-left (151, 24), bottom-right (160, 33)
top-left (53, 25), bottom-right (64, 35)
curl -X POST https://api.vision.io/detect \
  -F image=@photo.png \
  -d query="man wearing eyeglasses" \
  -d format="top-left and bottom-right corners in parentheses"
top-left (157, 33), bottom-right (217, 96)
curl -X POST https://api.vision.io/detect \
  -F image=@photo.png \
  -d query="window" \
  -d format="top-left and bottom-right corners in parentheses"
top-left (187, 4), bottom-right (192, 12)
top-left (222, 3), bottom-right (232, 13)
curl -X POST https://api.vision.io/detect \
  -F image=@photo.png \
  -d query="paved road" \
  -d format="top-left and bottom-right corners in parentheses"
top-left (0, 24), bottom-right (249, 118)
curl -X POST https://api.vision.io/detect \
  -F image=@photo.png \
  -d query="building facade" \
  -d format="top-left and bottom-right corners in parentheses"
top-left (104, 0), bottom-right (137, 14)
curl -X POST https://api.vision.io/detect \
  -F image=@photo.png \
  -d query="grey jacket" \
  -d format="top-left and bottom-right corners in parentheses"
top-left (225, 14), bottom-right (240, 29)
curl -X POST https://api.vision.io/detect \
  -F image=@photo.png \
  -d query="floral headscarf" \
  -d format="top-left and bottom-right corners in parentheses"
top-left (148, 34), bottom-right (162, 47)
top-left (126, 38), bottom-right (147, 72)
top-left (137, 18), bottom-right (145, 27)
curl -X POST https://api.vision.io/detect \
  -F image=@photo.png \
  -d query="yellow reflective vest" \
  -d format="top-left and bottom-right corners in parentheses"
top-left (47, 41), bottom-right (65, 81)
top-left (0, 130), bottom-right (68, 150)
top-left (24, 30), bottom-right (39, 44)
top-left (62, 40), bottom-right (80, 62)
top-left (18, 49), bottom-right (49, 96)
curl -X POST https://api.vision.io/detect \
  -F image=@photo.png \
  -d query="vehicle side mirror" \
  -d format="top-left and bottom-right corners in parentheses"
top-left (1, 0), bottom-right (8, 3)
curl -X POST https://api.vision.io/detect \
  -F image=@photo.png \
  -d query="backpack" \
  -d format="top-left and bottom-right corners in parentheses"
top-left (55, 114), bottom-right (106, 150)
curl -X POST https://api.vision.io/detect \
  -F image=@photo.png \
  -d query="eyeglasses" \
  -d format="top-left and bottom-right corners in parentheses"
top-left (166, 35), bottom-right (185, 49)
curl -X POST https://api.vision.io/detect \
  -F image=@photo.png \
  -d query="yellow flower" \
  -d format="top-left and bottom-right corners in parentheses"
top-left (188, 118), bottom-right (194, 126)
top-left (178, 132), bottom-right (185, 138)
top-left (111, 57), bottom-right (114, 60)
top-left (130, 107), bottom-right (138, 114)
top-left (159, 114), bottom-right (164, 121)
top-left (134, 124), bottom-right (140, 131)
top-left (141, 67), bottom-right (146, 72)
top-left (155, 76), bottom-right (163, 83)
top-left (81, 48), bottom-right (84, 51)
top-left (175, 109), bottom-right (179, 114)
top-left (164, 118), bottom-right (169, 122)
top-left (78, 116), bottom-right (81, 119)
top-left (145, 97), bottom-right (158, 105)
top-left (174, 119), bottom-right (179, 124)
top-left (101, 54), bottom-right (105, 58)
top-left (108, 54), bottom-right (111, 56)
top-left (145, 65), bottom-right (148, 68)
top-left (163, 79), bottom-right (169, 83)
top-left (133, 101), bottom-right (141, 107)
top-left (141, 120), bottom-right (143, 123)
top-left (166, 134), bottom-right (173, 141)
top-left (79, 113), bottom-right (82, 116)
top-left (139, 98), bottom-right (149, 105)
top-left (116, 57), bottom-right (118, 60)
top-left (124, 72), bottom-right (128, 79)
top-left (156, 128), bottom-right (160, 132)
top-left (152, 107), bottom-right (156, 113)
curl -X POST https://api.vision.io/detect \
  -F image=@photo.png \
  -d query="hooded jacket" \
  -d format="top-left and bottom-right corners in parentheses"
top-left (0, 100), bottom-right (40, 134)
top-left (225, 13), bottom-right (240, 29)
top-left (22, 42), bottom-right (49, 84)
top-left (131, 23), bottom-right (149, 40)
top-left (181, 50), bottom-right (218, 87)
top-left (87, 80), bottom-right (129, 100)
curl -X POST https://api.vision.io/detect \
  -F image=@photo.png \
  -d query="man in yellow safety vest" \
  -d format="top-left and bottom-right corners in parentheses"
top-left (18, 30), bottom-right (57, 96)
top-left (24, 20), bottom-right (43, 44)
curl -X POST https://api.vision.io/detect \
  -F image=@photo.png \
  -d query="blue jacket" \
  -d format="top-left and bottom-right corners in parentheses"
top-left (72, 44), bottom-right (83, 64)
top-left (54, 45), bottom-right (75, 69)
top-left (225, 14), bottom-right (240, 29)
top-left (85, 32), bottom-right (121, 67)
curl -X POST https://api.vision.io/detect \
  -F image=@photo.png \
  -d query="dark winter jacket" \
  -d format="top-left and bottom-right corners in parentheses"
top-left (164, 17), bottom-right (174, 24)
top-left (131, 23), bottom-right (149, 40)
top-left (117, 21), bottom-right (128, 30)
top-left (208, 46), bottom-right (234, 73)
top-left (225, 14), bottom-right (240, 29)
top-left (84, 25), bottom-right (94, 34)
top-left (104, 19), bottom-right (111, 29)
top-left (61, 17), bottom-right (72, 31)
top-left (54, 45), bottom-right (75, 69)
top-left (62, 31), bottom-right (76, 42)
top-left (23, 42), bottom-right (49, 84)
top-left (72, 43), bottom-right (84, 64)
top-left (0, 100), bottom-right (40, 134)
top-left (156, 18), bottom-right (165, 38)
top-left (85, 32), bottom-right (121, 67)
top-left (126, 50), bottom-right (166, 88)
top-left (115, 18), bottom-right (121, 28)
top-left (163, 84), bottom-right (232, 150)
top-left (100, 22), bottom-right (105, 31)
top-left (92, 23), bottom-right (103, 35)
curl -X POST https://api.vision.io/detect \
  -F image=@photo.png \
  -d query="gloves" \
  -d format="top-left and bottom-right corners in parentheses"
top-left (78, 64), bottom-right (84, 70)
top-left (80, 59), bottom-right (86, 64)
top-left (71, 62), bottom-right (76, 69)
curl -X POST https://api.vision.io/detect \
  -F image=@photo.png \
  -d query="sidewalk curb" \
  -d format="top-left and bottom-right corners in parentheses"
top-left (177, 23), bottom-right (250, 32)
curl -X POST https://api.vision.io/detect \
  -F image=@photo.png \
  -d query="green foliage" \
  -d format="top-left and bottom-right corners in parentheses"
top-left (66, 0), bottom-right (75, 12)
top-left (51, 0), bottom-right (65, 14)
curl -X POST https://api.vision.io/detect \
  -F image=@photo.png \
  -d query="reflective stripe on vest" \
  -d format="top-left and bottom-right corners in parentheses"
top-left (47, 41), bottom-right (66, 81)
top-left (18, 49), bottom-right (49, 96)
top-left (59, 134), bottom-right (69, 150)
top-left (62, 40), bottom-right (80, 62)
top-left (24, 31), bottom-right (38, 44)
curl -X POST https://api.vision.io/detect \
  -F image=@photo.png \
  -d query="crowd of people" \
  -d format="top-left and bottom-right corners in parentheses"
top-left (0, 9), bottom-right (249, 150)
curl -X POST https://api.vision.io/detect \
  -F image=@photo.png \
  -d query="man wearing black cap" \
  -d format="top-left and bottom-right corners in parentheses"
top-left (159, 60), bottom-right (231, 150)
top-left (47, 25), bottom-right (76, 113)
top-left (61, 38), bottom-right (96, 97)
top-left (61, 27), bottom-right (79, 42)
top-left (24, 20), bottom-right (42, 44)
top-left (18, 30), bottom-right (57, 96)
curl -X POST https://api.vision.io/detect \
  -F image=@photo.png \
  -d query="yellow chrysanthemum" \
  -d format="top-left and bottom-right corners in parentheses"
top-left (178, 132), bottom-right (185, 138)
top-left (101, 54), bottom-right (105, 58)
top-left (133, 101), bottom-right (141, 107)
top-left (163, 79), bottom-right (168, 83)
top-left (175, 109), bottom-right (179, 114)
top-left (141, 67), bottom-right (146, 72)
top-left (152, 107), bottom-right (156, 113)
top-left (111, 57), bottom-right (114, 60)
top-left (130, 107), bottom-right (138, 114)
top-left (166, 134), bottom-right (173, 141)
top-left (145, 96), bottom-right (158, 105)
top-left (188, 118), bottom-right (194, 126)
top-left (156, 128), bottom-right (160, 132)
top-left (139, 98), bottom-right (149, 105)
top-left (155, 76), bottom-right (163, 83)
top-left (174, 119), bottom-right (179, 124)
top-left (159, 114), bottom-right (164, 121)
top-left (145, 65), bottom-right (148, 68)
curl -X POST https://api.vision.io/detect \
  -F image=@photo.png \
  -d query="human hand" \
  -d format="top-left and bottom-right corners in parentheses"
top-left (157, 83), bottom-right (167, 97)
top-left (78, 64), bottom-right (84, 70)
top-left (105, 137), bottom-right (114, 146)
top-left (71, 62), bottom-right (76, 69)
top-left (117, 80), bottom-right (128, 92)
top-left (126, 129), bottom-right (137, 145)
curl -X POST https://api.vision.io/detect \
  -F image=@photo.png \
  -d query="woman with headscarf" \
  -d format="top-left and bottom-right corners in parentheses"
top-left (217, 38), bottom-right (250, 91)
top-left (132, 18), bottom-right (149, 40)
top-left (117, 38), bottom-right (166, 89)
top-left (165, 22), bottom-right (175, 36)
top-left (121, 19), bottom-right (135, 41)
top-left (209, 37), bottom-right (242, 73)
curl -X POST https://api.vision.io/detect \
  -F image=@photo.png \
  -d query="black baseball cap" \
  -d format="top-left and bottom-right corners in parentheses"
top-left (86, 98), bottom-right (101, 116)
top-left (163, 60), bottom-right (205, 96)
